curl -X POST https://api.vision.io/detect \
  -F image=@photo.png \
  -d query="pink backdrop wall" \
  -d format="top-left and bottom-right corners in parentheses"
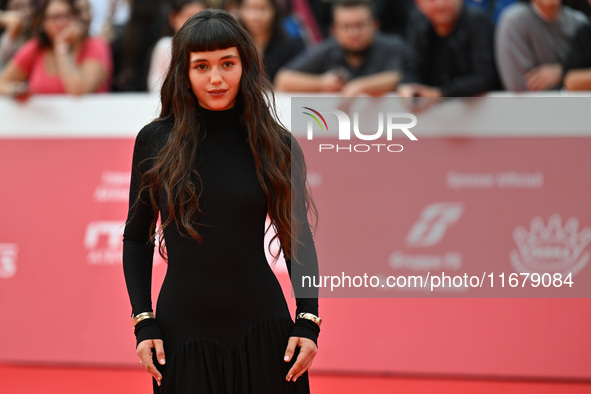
top-left (0, 94), bottom-right (589, 380)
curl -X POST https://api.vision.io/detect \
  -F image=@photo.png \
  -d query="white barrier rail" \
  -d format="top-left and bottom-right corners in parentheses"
top-left (1, 92), bottom-right (591, 138)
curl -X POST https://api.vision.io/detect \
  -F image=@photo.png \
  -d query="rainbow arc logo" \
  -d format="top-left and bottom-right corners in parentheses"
top-left (302, 107), bottom-right (328, 132)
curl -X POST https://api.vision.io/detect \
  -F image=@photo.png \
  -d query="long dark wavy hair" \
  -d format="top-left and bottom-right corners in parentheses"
top-left (134, 8), bottom-right (317, 265)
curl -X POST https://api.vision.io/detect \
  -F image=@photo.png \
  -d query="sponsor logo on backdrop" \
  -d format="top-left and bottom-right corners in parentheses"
top-left (0, 243), bottom-right (18, 278)
top-left (389, 203), bottom-right (464, 272)
top-left (511, 215), bottom-right (591, 275)
top-left (447, 171), bottom-right (544, 190)
top-left (302, 107), bottom-right (417, 153)
top-left (84, 221), bottom-right (165, 266)
top-left (85, 221), bottom-right (124, 265)
top-left (94, 171), bottom-right (131, 202)
top-left (405, 203), bottom-right (464, 247)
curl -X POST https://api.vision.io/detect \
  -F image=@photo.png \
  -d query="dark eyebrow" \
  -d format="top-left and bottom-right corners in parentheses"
top-left (190, 54), bottom-right (238, 64)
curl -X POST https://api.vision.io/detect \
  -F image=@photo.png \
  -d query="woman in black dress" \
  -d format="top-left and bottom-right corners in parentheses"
top-left (122, 8), bottom-right (321, 394)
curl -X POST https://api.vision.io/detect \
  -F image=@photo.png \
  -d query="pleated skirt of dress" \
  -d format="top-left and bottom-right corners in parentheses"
top-left (150, 314), bottom-right (311, 394)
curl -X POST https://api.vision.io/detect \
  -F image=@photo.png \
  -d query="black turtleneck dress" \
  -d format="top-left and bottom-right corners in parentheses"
top-left (122, 104), bottom-right (320, 394)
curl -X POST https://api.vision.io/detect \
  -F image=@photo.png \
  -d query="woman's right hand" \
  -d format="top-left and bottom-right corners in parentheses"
top-left (136, 338), bottom-right (166, 386)
top-left (54, 19), bottom-right (85, 48)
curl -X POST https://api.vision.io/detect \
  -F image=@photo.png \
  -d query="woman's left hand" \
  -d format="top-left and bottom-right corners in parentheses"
top-left (283, 336), bottom-right (317, 382)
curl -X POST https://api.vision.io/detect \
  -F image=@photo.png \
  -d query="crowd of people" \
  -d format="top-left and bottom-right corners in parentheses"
top-left (0, 0), bottom-right (590, 98)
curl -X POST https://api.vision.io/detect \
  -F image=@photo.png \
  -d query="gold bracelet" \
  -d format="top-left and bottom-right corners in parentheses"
top-left (132, 312), bottom-right (155, 332)
top-left (132, 311), bottom-right (154, 324)
top-left (297, 312), bottom-right (322, 328)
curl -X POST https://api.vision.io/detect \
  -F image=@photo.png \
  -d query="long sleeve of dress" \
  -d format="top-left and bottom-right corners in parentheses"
top-left (286, 135), bottom-right (321, 344)
top-left (122, 123), bottom-right (164, 347)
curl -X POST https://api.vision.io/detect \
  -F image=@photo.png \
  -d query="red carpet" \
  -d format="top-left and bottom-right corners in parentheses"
top-left (1, 364), bottom-right (591, 393)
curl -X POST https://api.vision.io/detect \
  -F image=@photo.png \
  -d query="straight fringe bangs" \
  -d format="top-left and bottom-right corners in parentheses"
top-left (185, 16), bottom-right (240, 53)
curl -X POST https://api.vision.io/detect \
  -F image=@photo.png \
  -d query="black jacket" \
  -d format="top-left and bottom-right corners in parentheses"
top-left (564, 23), bottom-right (591, 72)
top-left (402, 5), bottom-right (500, 96)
